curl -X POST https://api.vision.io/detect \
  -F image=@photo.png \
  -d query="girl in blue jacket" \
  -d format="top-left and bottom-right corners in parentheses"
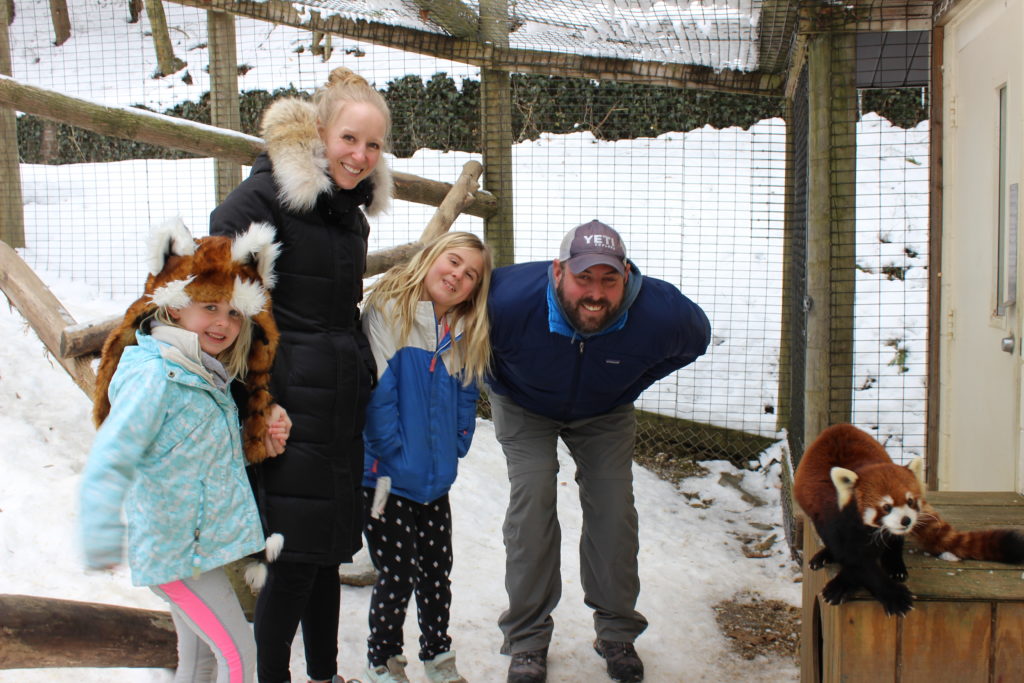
top-left (80, 220), bottom-right (287, 683)
top-left (360, 231), bottom-right (493, 683)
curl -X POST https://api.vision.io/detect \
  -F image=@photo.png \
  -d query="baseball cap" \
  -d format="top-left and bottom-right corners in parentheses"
top-left (558, 220), bottom-right (627, 275)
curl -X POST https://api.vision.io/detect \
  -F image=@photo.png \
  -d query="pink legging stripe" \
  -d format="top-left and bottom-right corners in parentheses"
top-left (159, 578), bottom-right (246, 683)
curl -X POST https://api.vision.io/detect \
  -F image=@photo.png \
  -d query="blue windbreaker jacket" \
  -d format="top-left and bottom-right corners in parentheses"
top-left (362, 300), bottom-right (479, 504)
top-left (487, 260), bottom-right (711, 421)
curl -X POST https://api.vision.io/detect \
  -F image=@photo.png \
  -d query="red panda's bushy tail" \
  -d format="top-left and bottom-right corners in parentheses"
top-left (914, 504), bottom-right (1024, 563)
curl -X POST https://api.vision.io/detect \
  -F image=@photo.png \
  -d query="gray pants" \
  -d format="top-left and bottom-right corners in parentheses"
top-left (490, 392), bottom-right (649, 654)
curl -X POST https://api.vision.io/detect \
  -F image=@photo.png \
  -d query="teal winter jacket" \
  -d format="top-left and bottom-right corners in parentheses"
top-left (79, 329), bottom-right (264, 586)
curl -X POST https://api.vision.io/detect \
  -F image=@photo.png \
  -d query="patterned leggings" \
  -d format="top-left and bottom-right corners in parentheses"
top-left (362, 488), bottom-right (454, 666)
top-left (151, 567), bottom-right (256, 683)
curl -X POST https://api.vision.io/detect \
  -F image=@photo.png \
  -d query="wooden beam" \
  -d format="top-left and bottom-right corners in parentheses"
top-left (0, 74), bottom-right (262, 161)
top-left (797, 1), bottom-right (933, 33)
top-left (60, 314), bottom-right (121, 358)
top-left (166, 0), bottom-right (784, 96)
top-left (925, 25), bottom-right (944, 489)
top-left (66, 231), bottom-right (473, 359)
top-left (783, 31), bottom-right (809, 100)
top-left (0, 594), bottom-right (175, 669)
top-left (411, 0), bottom-right (479, 39)
top-left (0, 75), bottom-right (497, 218)
top-left (933, 0), bottom-right (973, 27)
top-left (63, 164), bottom-right (484, 360)
top-left (419, 159), bottom-right (482, 243)
top-left (0, 240), bottom-right (96, 395)
top-left (758, 0), bottom-right (799, 75)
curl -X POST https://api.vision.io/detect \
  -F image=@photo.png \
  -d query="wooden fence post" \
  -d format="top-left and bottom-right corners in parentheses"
top-left (208, 9), bottom-right (242, 203)
top-left (479, 0), bottom-right (514, 268)
top-left (805, 31), bottom-right (856, 445)
top-left (0, 0), bottom-right (24, 247)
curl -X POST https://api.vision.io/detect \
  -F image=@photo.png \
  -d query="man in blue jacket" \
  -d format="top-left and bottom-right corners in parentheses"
top-left (487, 220), bottom-right (711, 683)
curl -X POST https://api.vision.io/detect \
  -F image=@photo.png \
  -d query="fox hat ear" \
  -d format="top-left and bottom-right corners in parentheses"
top-left (93, 219), bottom-right (281, 464)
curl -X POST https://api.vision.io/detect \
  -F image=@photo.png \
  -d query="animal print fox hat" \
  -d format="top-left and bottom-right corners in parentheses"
top-left (92, 217), bottom-right (282, 463)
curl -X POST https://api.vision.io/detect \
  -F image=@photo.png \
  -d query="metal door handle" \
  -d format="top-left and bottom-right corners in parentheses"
top-left (1002, 335), bottom-right (1015, 353)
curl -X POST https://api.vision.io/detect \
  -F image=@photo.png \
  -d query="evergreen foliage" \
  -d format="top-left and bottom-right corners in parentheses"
top-left (16, 74), bottom-right (928, 165)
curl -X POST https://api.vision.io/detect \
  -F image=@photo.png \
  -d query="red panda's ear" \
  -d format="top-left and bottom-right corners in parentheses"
top-left (907, 457), bottom-right (925, 487)
top-left (830, 466), bottom-right (858, 509)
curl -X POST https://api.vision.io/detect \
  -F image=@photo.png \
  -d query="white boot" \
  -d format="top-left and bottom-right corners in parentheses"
top-left (424, 651), bottom-right (467, 683)
top-left (366, 655), bottom-right (410, 683)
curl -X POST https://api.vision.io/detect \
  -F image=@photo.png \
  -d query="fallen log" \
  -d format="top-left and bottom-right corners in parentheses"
top-left (0, 594), bottom-right (176, 670)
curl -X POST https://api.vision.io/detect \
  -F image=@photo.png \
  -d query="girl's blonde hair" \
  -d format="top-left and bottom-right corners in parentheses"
top-left (313, 67), bottom-right (392, 149)
top-left (154, 305), bottom-right (254, 381)
top-left (366, 232), bottom-right (493, 385)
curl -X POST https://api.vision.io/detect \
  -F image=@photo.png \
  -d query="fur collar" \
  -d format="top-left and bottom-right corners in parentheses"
top-left (260, 97), bottom-right (392, 217)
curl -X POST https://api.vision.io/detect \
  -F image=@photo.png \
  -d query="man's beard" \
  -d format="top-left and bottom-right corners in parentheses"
top-left (556, 279), bottom-right (623, 334)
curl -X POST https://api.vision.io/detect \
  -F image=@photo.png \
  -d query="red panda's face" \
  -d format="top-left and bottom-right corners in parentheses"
top-left (855, 467), bottom-right (922, 535)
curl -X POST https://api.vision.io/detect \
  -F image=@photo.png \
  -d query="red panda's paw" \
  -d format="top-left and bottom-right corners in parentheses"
top-left (877, 582), bottom-right (914, 616)
top-left (808, 547), bottom-right (833, 570)
top-left (882, 556), bottom-right (909, 582)
top-left (821, 574), bottom-right (857, 605)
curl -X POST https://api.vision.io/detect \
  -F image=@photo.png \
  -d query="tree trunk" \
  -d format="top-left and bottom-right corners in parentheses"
top-left (0, 594), bottom-right (176, 670)
top-left (49, 0), bottom-right (70, 46)
top-left (144, 0), bottom-right (185, 77)
top-left (40, 119), bottom-right (59, 162)
top-left (128, 0), bottom-right (143, 24)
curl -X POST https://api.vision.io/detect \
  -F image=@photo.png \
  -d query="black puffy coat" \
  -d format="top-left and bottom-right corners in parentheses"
top-left (210, 97), bottom-right (392, 565)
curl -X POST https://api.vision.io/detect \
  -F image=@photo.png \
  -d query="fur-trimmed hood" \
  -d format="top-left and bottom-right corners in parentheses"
top-left (260, 97), bottom-right (392, 217)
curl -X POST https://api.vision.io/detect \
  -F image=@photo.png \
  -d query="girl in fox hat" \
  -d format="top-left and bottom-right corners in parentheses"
top-left (81, 218), bottom-right (286, 683)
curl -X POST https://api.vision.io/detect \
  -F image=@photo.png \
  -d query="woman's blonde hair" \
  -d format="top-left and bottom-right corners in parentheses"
top-left (313, 66), bottom-right (392, 149)
top-left (366, 232), bottom-right (492, 385)
top-left (154, 305), bottom-right (254, 381)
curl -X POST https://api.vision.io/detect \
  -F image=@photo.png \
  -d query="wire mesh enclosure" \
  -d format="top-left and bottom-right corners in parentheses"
top-left (1, 0), bottom-right (932, 470)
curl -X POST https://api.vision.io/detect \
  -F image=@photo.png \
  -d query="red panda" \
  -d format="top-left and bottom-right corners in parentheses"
top-left (794, 423), bottom-right (1024, 616)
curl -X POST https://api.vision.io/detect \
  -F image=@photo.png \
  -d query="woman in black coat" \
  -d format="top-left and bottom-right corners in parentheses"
top-left (210, 67), bottom-right (392, 683)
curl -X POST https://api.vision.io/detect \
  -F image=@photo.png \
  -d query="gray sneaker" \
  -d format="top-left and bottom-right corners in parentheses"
top-left (593, 639), bottom-right (644, 682)
top-left (424, 650), bottom-right (467, 683)
top-left (507, 648), bottom-right (547, 683)
top-left (365, 655), bottom-right (410, 683)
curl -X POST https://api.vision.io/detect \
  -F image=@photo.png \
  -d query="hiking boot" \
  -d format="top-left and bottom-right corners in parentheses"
top-left (366, 655), bottom-right (410, 683)
top-left (507, 648), bottom-right (547, 683)
top-left (593, 639), bottom-right (644, 682)
top-left (424, 650), bottom-right (467, 683)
